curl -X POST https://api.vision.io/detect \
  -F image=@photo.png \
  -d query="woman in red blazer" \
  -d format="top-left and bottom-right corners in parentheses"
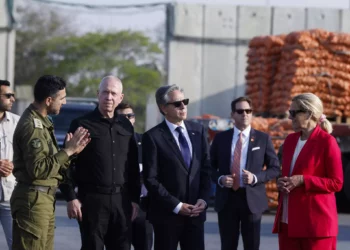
top-left (272, 93), bottom-right (343, 250)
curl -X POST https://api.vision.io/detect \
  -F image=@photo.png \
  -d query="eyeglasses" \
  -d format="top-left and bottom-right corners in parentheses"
top-left (167, 98), bottom-right (189, 108)
top-left (0, 93), bottom-right (15, 99)
top-left (289, 110), bottom-right (306, 118)
top-left (235, 109), bottom-right (252, 114)
top-left (123, 113), bottom-right (135, 119)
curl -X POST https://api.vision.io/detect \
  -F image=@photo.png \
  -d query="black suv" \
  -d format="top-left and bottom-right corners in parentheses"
top-left (51, 98), bottom-right (97, 148)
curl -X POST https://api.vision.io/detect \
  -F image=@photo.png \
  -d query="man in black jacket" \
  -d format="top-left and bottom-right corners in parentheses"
top-left (116, 102), bottom-right (153, 250)
top-left (60, 76), bottom-right (140, 250)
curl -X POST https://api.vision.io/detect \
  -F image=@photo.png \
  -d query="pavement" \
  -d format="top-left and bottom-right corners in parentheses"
top-left (0, 200), bottom-right (349, 250)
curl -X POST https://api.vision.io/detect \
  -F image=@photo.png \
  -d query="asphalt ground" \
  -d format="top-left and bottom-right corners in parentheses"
top-left (0, 200), bottom-right (349, 250)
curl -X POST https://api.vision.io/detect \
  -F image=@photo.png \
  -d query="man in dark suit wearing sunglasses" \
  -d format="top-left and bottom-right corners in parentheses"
top-left (142, 84), bottom-right (211, 250)
top-left (211, 96), bottom-right (280, 250)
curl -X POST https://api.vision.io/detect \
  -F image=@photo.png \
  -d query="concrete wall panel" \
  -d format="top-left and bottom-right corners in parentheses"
top-left (171, 3), bottom-right (204, 37)
top-left (340, 9), bottom-right (350, 33)
top-left (167, 41), bottom-right (203, 117)
top-left (201, 45), bottom-right (236, 117)
top-left (272, 7), bottom-right (305, 34)
top-left (235, 45), bottom-right (249, 98)
top-left (0, 0), bottom-right (8, 27)
top-left (237, 6), bottom-right (271, 39)
top-left (0, 33), bottom-right (6, 80)
top-left (203, 5), bottom-right (236, 39)
top-left (306, 8), bottom-right (341, 31)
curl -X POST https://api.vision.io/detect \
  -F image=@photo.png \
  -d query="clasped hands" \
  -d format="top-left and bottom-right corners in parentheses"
top-left (220, 169), bottom-right (254, 188)
top-left (277, 175), bottom-right (304, 193)
top-left (179, 199), bottom-right (206, 217)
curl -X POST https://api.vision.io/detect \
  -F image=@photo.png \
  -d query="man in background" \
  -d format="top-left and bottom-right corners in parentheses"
top-left (0, 80), bottom-right (19, 249)
top-left (116, 102), bottom-right (153, 250)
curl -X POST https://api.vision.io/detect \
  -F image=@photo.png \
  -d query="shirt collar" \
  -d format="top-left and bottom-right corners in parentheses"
top-left (233, 125), bottom-right (251, 139)
top-left (165, 119), bottom-right (185, 133)
top-left (0, 111), bottom-right (11, 122)
top-left (28, 104), bottom-right (53, 128)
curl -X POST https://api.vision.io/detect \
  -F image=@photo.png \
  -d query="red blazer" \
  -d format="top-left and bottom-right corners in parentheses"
top-left (272, 125), bottom-right (343, 237)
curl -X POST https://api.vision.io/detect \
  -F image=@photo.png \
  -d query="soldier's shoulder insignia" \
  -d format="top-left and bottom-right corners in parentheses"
top-left (31, 138), bottom-right (42, 149)
top-left (33, 118), bottom-right (43, 129)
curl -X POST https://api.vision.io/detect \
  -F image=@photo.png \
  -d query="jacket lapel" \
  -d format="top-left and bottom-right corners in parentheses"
top-left (185, 121), bottom-right (197, 173)
top-left (223, 129), bottom-right (234, 172)
top-left (160, 121), bottom-right (189, 172)
top-left (245, 129), bottom-right (256, 171)
top-left (282, 133), bottom-right (299, 176)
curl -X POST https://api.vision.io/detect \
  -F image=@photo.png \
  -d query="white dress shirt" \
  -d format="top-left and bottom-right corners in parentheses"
top-left (281, 137), bottom-right (307, 223)
top-left (218, 125), bottom-right (257, 187)
top-left (0, 112), bottom-right (19, 206)
top-left (165, 119), bottom-right (204, 214)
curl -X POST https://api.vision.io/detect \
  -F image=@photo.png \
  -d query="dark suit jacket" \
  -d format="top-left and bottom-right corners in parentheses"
top-left (142, 120), bottom-right (211, 224)
top-left (134, 133), bottom-right (142, 164)
top-left (211, 128), bottom-right (280, 214)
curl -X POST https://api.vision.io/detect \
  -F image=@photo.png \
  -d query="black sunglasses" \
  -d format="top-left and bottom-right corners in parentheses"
top-left (289, 110), bottom-right (306, 118)
top-left (123, 113), bottom-right (135, 119)
top-left (1, 93), bottom-right (15, 99)
top-left (167, 98), bottom-right (189, 108)
top-left (235, 109), bottom-right (252, 114)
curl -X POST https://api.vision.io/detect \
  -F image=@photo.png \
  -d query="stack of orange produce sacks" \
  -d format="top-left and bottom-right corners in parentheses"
top-left (246, 35), bottom-right (285, 114)
top-left (251, 117), bottom-right (293, 209)
top-left (271, 29), bottom-right (350, 117)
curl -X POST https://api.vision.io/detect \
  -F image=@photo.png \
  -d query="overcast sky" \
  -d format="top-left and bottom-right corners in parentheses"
top-left (32, 0), bottom-right (350, 33)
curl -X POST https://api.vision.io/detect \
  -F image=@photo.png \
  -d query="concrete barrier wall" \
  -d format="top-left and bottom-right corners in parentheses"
top-left (166, 3), bottom-right (350, 118)
top-left (0, 0), bottom-right (15, 87)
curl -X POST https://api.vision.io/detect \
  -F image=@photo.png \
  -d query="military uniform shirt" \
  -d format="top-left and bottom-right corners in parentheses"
top-left (13, 104), bottom-right (70, 187)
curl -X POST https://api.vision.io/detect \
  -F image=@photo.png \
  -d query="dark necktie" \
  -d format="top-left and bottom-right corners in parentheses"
top-left (175, 127), bottom-right (191, 168)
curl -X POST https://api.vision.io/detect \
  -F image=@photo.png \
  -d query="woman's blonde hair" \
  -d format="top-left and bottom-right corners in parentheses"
top-left (292, 93), bottom-right (333, 134)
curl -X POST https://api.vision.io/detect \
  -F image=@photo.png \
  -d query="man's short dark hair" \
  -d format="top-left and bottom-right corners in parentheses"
top-left (0, 80), bottom-right (10, 94)
top-left (0, 80), bottom-right (10, 87)
top-left (231, 96), bottom-right (253, 112)
top-left (34, 75), bottom-right (66, 103)
top-left (116, 102), bottom-right (133, 111)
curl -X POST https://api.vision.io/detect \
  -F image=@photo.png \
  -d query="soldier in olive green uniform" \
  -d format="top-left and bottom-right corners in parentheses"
top-left (11, 75), bottom-right (90, 250)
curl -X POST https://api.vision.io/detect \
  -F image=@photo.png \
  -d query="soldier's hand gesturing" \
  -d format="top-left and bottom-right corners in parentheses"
top-left (64, 127), bottom-right (91, 156)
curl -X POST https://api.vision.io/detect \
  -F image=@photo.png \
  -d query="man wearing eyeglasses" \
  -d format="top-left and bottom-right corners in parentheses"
top-left (210, 96), bottom-right (280, 250)
top-left (0, 80), bottom-right (18, 249)
top-left (142, 84), bottom-right (211, 250)
top-left (115, 102), bottom-right (153, 250)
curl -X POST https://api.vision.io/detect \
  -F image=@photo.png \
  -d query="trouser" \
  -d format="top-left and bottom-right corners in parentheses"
top-left (0, 205), bottom-right (13, 250)
top-left (153, 217), bottom-right (205, 250)
top-left (218, 188), bottom-right (262, 250)
top-left (131, 197), bottom-right (153, 250)
top-left (80, 192), bottom-right (132, 250)
top-left (10, 184), bottom-right (56, 250)
top-left (278, 223), bottom-right (337, 250)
